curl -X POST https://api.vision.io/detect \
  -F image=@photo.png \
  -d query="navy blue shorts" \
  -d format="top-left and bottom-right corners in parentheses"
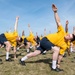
top-left (24, 38), bottom-right (29, 45)
top-left (37, 37), bottom-right (55, 53)
top-left (0, 34), bottom-right (7, 45)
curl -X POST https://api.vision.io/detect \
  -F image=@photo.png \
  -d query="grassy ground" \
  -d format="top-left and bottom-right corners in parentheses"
top-left (0, 48), bottom-right (75, 75)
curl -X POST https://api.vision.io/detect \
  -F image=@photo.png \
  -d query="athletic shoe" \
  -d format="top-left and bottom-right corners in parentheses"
top-left (51, 67), bottom-right (64, 72)
top-left (6, 58), bottom-right (13, 62)
top-left (42, 53), bottom-right (46, 55)
top-left (63, 54), bottom-right (67, 57)
top-left (19, 59), bottom-right (26, 66)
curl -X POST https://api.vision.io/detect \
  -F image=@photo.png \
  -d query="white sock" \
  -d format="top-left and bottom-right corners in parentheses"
top-left (27, 49), bottom-right (29, 53)
top-left (43, 50), bottom-right (47, 53)
top-left (70, 47), bottom-right (73, 52)
top-left (6, 52), bottom-right (9, 59)
top-left (52, 60), bottom-right (57, 69)
top-left (30, 46), bottom-right (33, 49)
top-left (21, 56), bottom-right (28, 61)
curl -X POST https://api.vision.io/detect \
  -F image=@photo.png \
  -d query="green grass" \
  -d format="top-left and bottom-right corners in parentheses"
top-left (0, 48), bottom-right (75, 75)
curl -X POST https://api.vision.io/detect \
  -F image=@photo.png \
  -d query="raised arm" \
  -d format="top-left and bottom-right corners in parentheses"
top-left (73, 26), bottom-right (75, 35)
top-left (36, 32), bottom-right (38, 36)
top-left (14, 16), bottom-right (19, 31)
top-left (28, 24), bottom-right (32, 33)
top-left (52, 4), bottom-right (61, 27)
top-left (22, 30), bottom-right (25, 36)
top-left (65, 20), bottom-right (69, 33)
top-left (44, 28), bottom-right (46, 36)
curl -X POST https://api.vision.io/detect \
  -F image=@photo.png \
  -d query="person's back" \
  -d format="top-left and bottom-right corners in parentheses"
top-left (4, 31), bottom-right (18, 42)
top-left (46, 25), bottom-right (66, 46)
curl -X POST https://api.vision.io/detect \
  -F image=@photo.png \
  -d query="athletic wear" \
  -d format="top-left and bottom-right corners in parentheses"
top-left (37, 37), bottom-right (55, 53)
top-left (4, 31), bottom-right (18, 47)
top-left (0, 34), bottom-right (7, 45)
top-left (37, 25), bottom-right (69, 55)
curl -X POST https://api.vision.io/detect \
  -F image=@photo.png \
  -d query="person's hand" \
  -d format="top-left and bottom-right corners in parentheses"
top-left (16, 16), bottom-right (19, 20)
top-left (52, 4), bottom-right (57, 12)
top-left (66, 20), bottom-right (69, 25)
top-left (57, 64), bottom-right (60, 68)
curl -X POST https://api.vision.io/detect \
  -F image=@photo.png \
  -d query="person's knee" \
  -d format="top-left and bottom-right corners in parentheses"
top-left (7, 43), bottom-right (11, 48)
top-left (33, 50), bottom-right (41, 56)
top-left (52, 46), bottom-right (60, 53)
top-left (5, 41), bottom-right (11, 49)
top-left (56, 47), bottom-right (60, 52)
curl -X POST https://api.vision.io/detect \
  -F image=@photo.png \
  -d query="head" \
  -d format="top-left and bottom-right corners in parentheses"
top-left (64, 34), bottom-right (75, 41)
top-left (16, 36), bottom-right (23, 42)
top-left (33, 36), bottom-right (37, 41)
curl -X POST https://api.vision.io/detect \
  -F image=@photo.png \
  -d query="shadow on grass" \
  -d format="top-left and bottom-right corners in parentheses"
top-left (26, 58), bottom-right (52, 68)
top-left (8, 53), bottom-right (22, 58)
top-left (0, 54), bottom-right (6, 57)
top-left (26, 58), bottom-right (52, 63)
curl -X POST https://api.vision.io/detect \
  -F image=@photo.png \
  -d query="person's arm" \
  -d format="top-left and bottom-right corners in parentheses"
top-left (44, 28), bottom-right (46, 36)
top-left (14, 46), bottom-right (17, 59)
top-left (52, 4), bottom-right (61, 27)
top-left (65, 20), bottom-right (69, 33)
top-left (14, 16), bottom-right (19, 31)
top-left (36, 32), bottom-right (38, 36)
top-left (22, 30), bottom-right (25, 36)
top-left (28, 24), bottom-right (32, 33)
top-left (57, 55), bottom-right (63, 68)
top-left (67, 47), bottom-right (70, 56)
top-left (17, 44), bottom-right (24, 50)
top-left (14, 16), bottom-right (19, 59)
top-left (73, 26), bottom-right (75, 35)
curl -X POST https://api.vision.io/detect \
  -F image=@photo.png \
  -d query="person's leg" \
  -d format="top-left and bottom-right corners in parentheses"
top-left (52, 46), bottom-right (60, 69)
top-left (51, 46), bottom-right (63, 72)
top-left (20, 50), bottom-right (41, 65)
top-left (24, 38), bottom-right (31, 53)
top-left (21, 50), bottom-right (41, 61)
top-left (26, 42), bottom-right (31, 53)
top-left (4, 41), bottom-right (11, 60)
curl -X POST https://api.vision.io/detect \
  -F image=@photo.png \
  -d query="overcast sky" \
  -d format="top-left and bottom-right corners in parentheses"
top-left (0, 0), bottom-right (75, 36)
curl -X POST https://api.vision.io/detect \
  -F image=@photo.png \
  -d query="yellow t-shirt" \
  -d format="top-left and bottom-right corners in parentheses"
top-left (4, 31), bottom-right (18, 47)
top-left (46, 25), bottom-right (68, 55)
top-left (26, 32), bottom-right (37, 46)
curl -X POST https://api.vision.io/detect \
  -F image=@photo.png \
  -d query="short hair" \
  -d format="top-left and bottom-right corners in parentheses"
top-left (71, 34), bottom-right (75, 42)
top-left (19, 37), bottom-right (23, 42)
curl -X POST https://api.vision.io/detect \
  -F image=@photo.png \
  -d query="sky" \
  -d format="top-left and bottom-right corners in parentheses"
top-left (0, 0), bottom-right (75, 36)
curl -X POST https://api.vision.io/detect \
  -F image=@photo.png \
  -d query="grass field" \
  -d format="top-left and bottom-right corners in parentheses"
top-left (0, 48), bottom-right (75, 75)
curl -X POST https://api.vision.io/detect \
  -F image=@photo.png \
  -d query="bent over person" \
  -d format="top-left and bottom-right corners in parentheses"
top-left (19, 4), bottom-right (75, 72)
top-left (0, 16), bottom-right (21, 61)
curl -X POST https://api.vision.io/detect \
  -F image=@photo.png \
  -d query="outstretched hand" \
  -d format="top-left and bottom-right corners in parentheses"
top-left (16, 16), bottom-right (19, 20)
top-left (52, 4), bottom-right (57, 12)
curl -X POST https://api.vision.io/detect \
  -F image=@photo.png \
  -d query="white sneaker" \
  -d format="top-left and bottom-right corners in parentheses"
top-left (17, 47), bottom-right (19, 51)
